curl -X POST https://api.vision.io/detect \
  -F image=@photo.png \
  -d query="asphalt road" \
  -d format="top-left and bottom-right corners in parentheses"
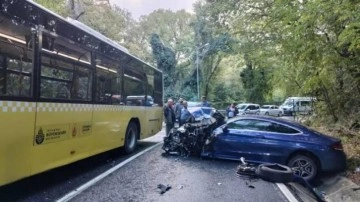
top-left (67, 144), bottom-right (289, 202)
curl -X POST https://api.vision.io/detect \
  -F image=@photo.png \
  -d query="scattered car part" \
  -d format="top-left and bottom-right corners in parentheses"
top-left (157, 184), bottom-right (171, 194)
top-left (256, 163), bottom-right (293, 183)
top-left (236, 157), bottom-right (326, 202)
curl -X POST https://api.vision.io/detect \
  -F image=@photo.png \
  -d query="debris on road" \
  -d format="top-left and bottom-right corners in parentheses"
top-left (177, 184), bottom-right (184, 189)
top-left (217, 182), bottom-right (222, 186)
top-left (245, 181), bottom-right (255, 189)
top-left (157, 184), bottom-right (172, 194)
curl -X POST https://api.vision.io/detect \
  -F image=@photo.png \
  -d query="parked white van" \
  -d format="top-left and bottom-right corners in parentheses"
top-left (280, 97), bottom-right (316, 115)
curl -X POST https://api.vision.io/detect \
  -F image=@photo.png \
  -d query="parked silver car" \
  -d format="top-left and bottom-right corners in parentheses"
top-left (236, 103), bottom-right (260, 115)
top-left (259, 105), bottom-right (283, 116)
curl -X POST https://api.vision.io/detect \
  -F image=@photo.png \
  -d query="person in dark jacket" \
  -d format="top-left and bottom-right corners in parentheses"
top-left (201, 96), bottom-right (211, 107)
top-left (164, 98), bottom-right (176, 135)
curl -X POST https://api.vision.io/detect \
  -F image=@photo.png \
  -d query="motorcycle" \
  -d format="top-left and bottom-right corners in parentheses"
top-left (162, 107), bottom-right (225, 157)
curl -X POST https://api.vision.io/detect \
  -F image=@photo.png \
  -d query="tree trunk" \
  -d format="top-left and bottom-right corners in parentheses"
top-left (320, 81), bottom-right (338, 122)
top-left (67, 0), bottom-right (85, 19)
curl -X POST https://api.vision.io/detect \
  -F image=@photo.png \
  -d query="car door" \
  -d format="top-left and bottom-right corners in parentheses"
top-left (247, 105), bottom-right (255, 114)
top-left (212, 119), bottom-right (270, 162)
top-left (255, 121), bottom-right (302, 164)
top-left (269, 106), bottom-right (275, 116)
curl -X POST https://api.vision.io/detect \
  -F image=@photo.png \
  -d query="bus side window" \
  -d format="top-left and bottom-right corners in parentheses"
top-left (95, 54), bottom-right (122, 104)
top-left (0, 39), bottom-right (33, 97)
top-left (40, 33), bottom-right (92, 101)
top-left (95, 72), bottom-right (112, 103)
top-left (40, 57), bottom-right (92, 101)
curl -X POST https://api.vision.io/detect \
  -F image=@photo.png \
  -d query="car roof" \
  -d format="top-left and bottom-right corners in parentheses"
top-left (237, 103), bottom-right (259, 106)
top-left (229, 115), bottom-right (308, 131)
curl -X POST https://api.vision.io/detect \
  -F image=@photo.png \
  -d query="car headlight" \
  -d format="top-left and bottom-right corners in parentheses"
top-left (177, 126), bottom-right (186, 133)
top-left (213, 128), bottom-right (223, 136)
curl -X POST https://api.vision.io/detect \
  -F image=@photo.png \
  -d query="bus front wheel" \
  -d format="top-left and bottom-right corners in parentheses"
top-left (124, 122), bottom-right (138, 154)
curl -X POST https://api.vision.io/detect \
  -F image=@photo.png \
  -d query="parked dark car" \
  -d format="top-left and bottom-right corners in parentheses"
top-left (201, 116), bottom-right (346, 180)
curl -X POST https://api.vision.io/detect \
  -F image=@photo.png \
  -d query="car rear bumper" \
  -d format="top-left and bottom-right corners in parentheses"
top-left (320, 150), bottom-right (346, 172)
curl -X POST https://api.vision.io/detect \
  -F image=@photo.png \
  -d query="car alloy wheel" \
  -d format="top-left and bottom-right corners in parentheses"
top-left (288, 155), bottom-right (317, 181)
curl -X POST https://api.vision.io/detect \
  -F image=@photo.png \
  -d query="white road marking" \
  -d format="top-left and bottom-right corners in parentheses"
top-left (56, 142), bottom-right (162, 202)
top-left (276, 183), bottom-right (299, 202)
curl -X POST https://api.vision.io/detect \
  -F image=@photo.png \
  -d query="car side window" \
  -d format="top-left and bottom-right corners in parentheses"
top-left (268, 122), bottom-right (300, 134)
top-left (228, 119), bottom-right (271, 131)
top-left (228, 119), bottom-right (300, 134)
top-left (227, 120), bottom-right (249, 129)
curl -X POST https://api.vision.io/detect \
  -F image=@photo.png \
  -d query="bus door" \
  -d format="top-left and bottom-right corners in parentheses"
top-left (32, 32), bottom-right (94, 174)
top-left (93, 55), bottom-right (125, 151)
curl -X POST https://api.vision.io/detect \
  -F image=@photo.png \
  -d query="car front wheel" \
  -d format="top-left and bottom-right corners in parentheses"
top-left (288, 155), bottom-right (318, 181)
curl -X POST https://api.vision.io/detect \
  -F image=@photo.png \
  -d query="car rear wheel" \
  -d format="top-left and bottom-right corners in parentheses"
top-left (124, 122), bottom-right (138, 154)
top-left (288, 155), bottom-right (318, 181)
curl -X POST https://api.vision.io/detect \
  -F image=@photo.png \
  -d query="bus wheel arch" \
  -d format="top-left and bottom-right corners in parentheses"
top-left (124, 118), bottom-right (140, 154)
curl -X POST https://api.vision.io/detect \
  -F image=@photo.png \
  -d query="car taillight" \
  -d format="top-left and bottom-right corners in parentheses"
top-left (330, 142), bottom-right (343, 151)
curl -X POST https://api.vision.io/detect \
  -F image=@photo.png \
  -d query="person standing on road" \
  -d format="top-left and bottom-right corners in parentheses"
top-left (201, 96), bottom-right (211, 107)
top-left (180, 101), bottom-right (192, 126)
top-left (226, 103), bottom-right (239, 118)
top-left (164, 98), bottom-right (176, 135)
top-left (175, 98), bottom-right (184, 124)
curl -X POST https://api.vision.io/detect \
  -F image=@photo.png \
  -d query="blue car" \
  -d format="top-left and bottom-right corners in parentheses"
top-left (201, 116), bottom-right (346, 180)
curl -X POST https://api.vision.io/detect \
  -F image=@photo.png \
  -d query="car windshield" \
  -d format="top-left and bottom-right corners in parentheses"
top-left (188, 107), bottom-right (212, 119)
top-left (237, 104), bottom-right (247, 110)
top-left (187, 101), bottom-right (201, 107)
top-left (283, 101), bottom-right (293, 106)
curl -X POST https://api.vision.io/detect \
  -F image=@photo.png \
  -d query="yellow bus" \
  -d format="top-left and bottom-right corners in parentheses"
top-left (0, 0), bottom-right (163, 186)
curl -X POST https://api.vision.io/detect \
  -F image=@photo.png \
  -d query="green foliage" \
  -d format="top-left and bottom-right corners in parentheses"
top-left (150, 33), bottom-right (176, 99)
top-left (205, 0), bottom-right (360, 125)
top-left (33, 0), bottom-right (69, 16)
